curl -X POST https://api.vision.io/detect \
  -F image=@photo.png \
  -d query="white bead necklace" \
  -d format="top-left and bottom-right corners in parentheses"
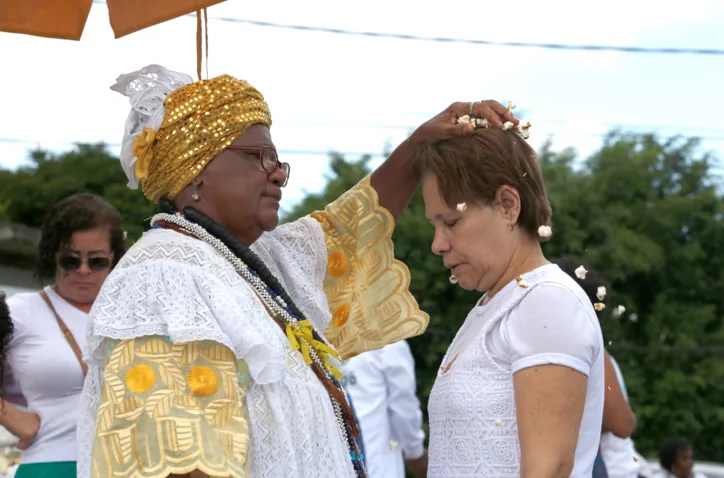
top-left (151, 213), bottom-right (355, 454)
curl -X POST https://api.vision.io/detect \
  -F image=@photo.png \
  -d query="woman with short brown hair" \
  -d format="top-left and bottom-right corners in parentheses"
top-left (418, 118), bottom-right (605, 478)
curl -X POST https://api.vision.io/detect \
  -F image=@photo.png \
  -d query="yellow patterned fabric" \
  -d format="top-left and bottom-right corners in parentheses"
top-left (135, 74), bottom-right (272, 202)
top-left (91, 336), bottom-right (250, 478)
top-left (309, 175), bottom-right (430, 360)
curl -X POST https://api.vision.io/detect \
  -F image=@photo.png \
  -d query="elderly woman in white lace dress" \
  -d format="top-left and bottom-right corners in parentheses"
top-left (418, 120), bottom-right (606, 478)
top-left (76, 65), bottom-right (518, 478)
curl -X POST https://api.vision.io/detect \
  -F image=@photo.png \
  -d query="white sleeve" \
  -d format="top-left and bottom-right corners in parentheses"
top-left (502, 283), bottom-right (601, 376)
top-left (6, 294), bottom-right (31, 350)
top-left (383, 341), bottom-right (425, 460)
top-left (88, 257), bottom-right (287, 384)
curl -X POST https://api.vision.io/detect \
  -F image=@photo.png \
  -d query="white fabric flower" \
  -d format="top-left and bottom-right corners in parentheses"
top-left (575, 265), bottom-right (588, 280)
top-left (537, 225), bottom-right (552, 239)
top-left (110, 64), bottom-right (194, 189)
top-left (597, 286), bottom-right (606, 301)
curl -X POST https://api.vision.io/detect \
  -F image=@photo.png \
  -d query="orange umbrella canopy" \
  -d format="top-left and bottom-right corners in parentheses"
top-left (0, 0), bottom-right (226, 40)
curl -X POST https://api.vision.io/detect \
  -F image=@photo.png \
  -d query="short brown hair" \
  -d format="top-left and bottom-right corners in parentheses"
top-left (37, 193), bottom-right (126, 281)
top-left (415, 128), bottom-right (552, 240)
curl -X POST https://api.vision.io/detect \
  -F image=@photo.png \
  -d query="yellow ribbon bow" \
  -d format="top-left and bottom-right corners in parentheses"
top-left (286, 320), bottom-right (343, 379)
top-left (133, 127), bottom-right (156, 182)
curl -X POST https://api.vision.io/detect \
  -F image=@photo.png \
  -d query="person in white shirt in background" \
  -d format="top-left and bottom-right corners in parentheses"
top-left (340, 340), bottom-right (428, 478)
top-left (599, 354), bottom-right (644, 478)
top-left (553, 256), bottom-right (642, 478)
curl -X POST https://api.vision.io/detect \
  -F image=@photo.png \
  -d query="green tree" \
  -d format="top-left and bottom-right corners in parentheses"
top-left (0, 144), bottom-right (156, 241)
top-left (286, 132), bottom-right (724, 463)
top-left (542, 132), bottom-right (724, 461)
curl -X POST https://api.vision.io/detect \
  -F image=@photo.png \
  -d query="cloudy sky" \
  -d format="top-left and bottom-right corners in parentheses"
top-left (1, 0), bottom-right (723, 211)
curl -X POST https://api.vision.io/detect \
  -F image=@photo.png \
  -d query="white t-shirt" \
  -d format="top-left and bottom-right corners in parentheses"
top-left (340, 341), bottom-right (425, 478)
top-left (427, 264), bottom-right (605, 478)
top-left (6, 286), bottom-right (88, 464)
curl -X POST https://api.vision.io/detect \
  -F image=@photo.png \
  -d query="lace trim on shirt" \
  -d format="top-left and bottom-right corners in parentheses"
top-left (86, 231), bottom-right (286, 384)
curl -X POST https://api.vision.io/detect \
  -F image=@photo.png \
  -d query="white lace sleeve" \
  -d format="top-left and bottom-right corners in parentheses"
top-left (86, 238), bottom-right (286, 385)
top-left (78, 231), bottom-right (288, 478)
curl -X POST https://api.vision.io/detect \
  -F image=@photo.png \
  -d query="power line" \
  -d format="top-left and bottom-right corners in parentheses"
top-left (248, 119), bottom-right (724, 137)
top-left (0, 138), bottom-right (386, 158)
top-left (87, 1), bottom-right (724, 56)
top-left (2, 122), bottom-right (724, 154)
top-left (208, 17), bottom-right (724, 56)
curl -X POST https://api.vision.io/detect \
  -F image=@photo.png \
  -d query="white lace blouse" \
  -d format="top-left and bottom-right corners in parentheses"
top-left (427, 264), bottom-right (605, 478)
top-left (76, 177), bottom-right (429, 478)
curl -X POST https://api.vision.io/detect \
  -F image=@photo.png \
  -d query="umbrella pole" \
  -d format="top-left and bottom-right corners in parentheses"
top-left (196, 8), bottom-right (209, 81)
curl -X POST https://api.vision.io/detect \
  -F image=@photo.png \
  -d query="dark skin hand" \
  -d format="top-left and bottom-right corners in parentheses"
top-left (407, 452), bottom-right (428, 478)
top-left (370, 100), bottom-right (519, 222)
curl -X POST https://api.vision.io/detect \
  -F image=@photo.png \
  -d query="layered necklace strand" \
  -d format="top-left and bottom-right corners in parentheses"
top-left (151, 213), bottom-right (367, 477)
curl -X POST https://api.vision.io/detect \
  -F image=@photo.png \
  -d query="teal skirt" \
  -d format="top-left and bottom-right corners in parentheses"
top-left (15, 461), bottom-right (76, 478)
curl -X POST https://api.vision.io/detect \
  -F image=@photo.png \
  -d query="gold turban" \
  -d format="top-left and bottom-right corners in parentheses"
top-left (132, 74), bottom-right (272, 202)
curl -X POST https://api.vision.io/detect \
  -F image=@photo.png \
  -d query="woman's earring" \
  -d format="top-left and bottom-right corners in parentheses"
top-left (449, 275), bottom-right (458, 285)
top-left (192, 181), bottom-right (200, 202)
top-left (508, 222), bottom-right (515, 231)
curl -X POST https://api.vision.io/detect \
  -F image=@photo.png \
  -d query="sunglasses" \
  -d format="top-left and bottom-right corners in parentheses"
top-left (57, 253), bottom-right (113, 272)
top-left (227, 145), bottom-right (291, 187)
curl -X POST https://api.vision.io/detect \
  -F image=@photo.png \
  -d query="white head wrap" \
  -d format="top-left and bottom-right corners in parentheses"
top-left (110, 64), bottom-right (194, 189)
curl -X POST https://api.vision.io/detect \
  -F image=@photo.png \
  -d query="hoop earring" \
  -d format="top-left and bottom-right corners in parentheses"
top-left (449, 275), bottom-right (458, 285)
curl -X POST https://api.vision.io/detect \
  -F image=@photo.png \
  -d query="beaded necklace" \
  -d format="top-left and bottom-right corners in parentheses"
top-left (151, 213), bottom-right (367, 477)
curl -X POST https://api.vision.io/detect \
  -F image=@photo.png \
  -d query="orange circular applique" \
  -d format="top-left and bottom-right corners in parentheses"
top-left (332, 303), bottom-right (351, 327)
top-left (327, 251), bottom-right (348, 278)
top-left (187, 366), bottom-right (218, 397)
top-left (125, 364), bottom-right (156, 394)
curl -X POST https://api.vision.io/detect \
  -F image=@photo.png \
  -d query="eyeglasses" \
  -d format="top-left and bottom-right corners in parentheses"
top-left (57, 252), bottom-right (113, 272)
top-left (227, 145), bottom-right (290, 188)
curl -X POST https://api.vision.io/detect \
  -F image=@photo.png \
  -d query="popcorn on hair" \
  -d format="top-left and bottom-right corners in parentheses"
top-left (415, 128), bottom-right (552, 242)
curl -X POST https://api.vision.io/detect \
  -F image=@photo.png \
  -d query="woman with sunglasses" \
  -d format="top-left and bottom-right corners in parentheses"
top-left (2, 193), bottom-right (125, 478)
top-left (75, 64), bottom-right (516, 478)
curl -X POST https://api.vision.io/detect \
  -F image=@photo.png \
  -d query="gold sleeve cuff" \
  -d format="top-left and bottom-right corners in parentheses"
top-left (309, 175), bottom-right (430, 359)
top-left (91, 336), bottom-right (251, 478)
